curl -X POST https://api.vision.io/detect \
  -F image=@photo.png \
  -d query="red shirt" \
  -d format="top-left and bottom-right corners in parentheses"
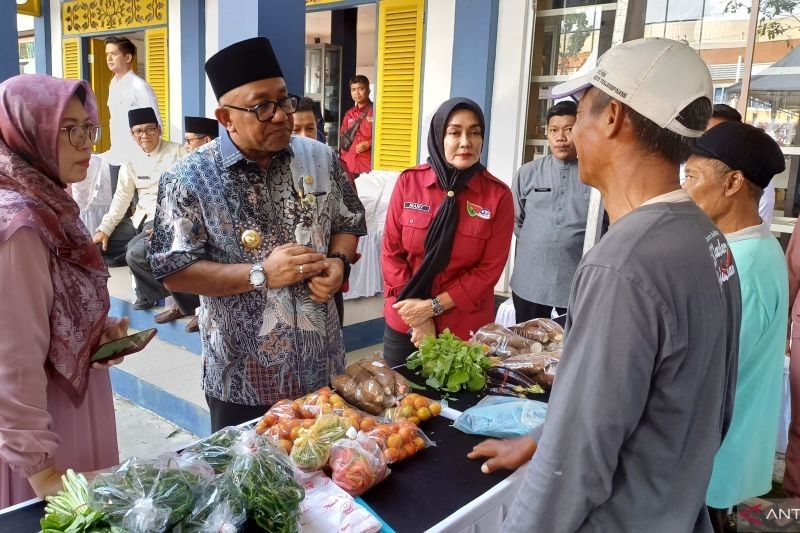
top-left (381, 164), bottom-right (514, 340)
top-left (339, 103), bottom-right (373, 177)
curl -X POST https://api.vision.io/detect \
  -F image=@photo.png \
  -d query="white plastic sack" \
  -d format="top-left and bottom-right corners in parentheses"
top-left (296, 470), bottom-right (381, 533)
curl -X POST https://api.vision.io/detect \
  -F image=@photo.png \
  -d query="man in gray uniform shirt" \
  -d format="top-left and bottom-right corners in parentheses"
top-left (511, 100), bottom-right (590, 320)
top-left (469, 38), bottom-right (741, 532)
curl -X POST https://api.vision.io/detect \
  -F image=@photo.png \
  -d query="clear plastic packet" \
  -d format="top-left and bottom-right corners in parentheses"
top-left (290, 414), bottom-right (349, 470)
top-left (498, 352), bottom-right (561, 388)
top-left (225, 430), bottom-right (305, 532)
top-left (365, 420), bottom-right (435, 464)
top-left (510, 318), bottom-right (565, 349)
top-left (181, 475), bottom-right (247, 533)
top-left (89, 454), bottom-right (206, 532)
top-left (472, 323), bottom-right (543, 359)
top-left (380, 393), bottom-right (442, 425)
top-left (453, 395), bottom-right (548, 439)
top-left (329, 432), bottom-right (389, 496)
top-left (330, 354), bottom-right (410, 415)
top-left (182, 426), bottom-right (252, 474)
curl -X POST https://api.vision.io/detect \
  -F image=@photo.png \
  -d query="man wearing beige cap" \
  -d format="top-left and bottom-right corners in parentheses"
top-left (469, 38), bottom-right (741, 532)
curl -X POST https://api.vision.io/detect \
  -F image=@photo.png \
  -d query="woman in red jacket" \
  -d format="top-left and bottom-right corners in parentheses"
top-left (380, 98), bottom-right (514, 366)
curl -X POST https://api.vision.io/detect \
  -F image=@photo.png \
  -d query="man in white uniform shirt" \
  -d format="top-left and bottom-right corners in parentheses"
top-left (104, 36), bottom-right (161, 167)
top-left (93, 108), bottom-right (185, 291)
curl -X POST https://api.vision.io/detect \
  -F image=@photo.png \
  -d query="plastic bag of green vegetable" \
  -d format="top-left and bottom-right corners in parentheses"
top-left (182, 426), bottom-right (241, 473)
top-left (290, 414), bottom-right (350, 470)
top-left (181, 475), bottom-right (247, 532)
top-left (89, 454), bottom-right (210, 532)
top-left (406, 329), bottom-right (492, 392)
top-left (224, 430), bottom-right (305, 532)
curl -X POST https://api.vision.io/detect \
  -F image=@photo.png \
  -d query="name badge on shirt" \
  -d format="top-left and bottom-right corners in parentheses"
top-left (404, 202), bottom-right (431, 213)
top-left (138, 175), bottom-right (150, 180)
top-left (534, 187), bottom-right (551, 192)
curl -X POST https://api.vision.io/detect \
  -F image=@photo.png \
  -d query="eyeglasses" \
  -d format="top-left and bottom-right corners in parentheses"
top-left (223, 94), bottom-right (300, 122)
top-left (59, 124), bottom-right (101, 148)
top-left (131, 126), bottom-right (160, 138)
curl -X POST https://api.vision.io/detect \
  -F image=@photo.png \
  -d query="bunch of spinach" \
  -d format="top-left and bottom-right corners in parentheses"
top-left (406, 329), bottom-right (492, 392)
top-left (40, 470), bottom-right (110, 533)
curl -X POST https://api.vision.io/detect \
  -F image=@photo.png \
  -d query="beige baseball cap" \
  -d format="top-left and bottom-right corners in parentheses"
top-left (550, 37), bottom-right (713, 138)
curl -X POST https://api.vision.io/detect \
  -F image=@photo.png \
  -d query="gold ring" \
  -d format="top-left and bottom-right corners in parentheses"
top-left (299, 264), bottom-right (304, 275)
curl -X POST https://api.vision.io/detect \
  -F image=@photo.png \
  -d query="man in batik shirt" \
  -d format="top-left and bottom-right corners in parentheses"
top-left (149, 37), bottom-right (366, 430)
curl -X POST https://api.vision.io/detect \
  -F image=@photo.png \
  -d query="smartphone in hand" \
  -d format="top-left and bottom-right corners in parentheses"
top-left (91, 328), bottom-right (157, 363)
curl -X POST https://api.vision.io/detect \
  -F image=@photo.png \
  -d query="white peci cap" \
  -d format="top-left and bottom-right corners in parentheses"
top-left (550, 37), bottom-right (713, 137)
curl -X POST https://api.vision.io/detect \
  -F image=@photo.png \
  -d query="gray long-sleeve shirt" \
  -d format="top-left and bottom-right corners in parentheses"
top-left (504, 195), bottom-right (741, 533)
top-left (510, 156), bottom-right (591, 307)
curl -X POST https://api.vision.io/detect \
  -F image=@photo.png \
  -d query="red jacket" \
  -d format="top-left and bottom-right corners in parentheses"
top-left (339, 103), bottom-right (373, 177)
top-left (381, 164), bottom-right (514, 340)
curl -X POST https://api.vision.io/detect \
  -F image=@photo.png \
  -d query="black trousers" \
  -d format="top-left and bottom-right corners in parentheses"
top-left (333, 291), bottom-right (344, 326)
top-left (382, 324), bottom-right (417, 368)
top-left (512, 292), bottom-right (566, 322)
top-left (126, 221), bottom-right (200, 312)
top-left (101, 217), bottom-right (139, 267)
top-left (206, 394), bottom-right (272, 432)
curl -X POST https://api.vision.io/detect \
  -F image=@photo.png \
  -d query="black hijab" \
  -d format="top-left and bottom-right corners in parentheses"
top-left (398, 97), bottom-right (486, 301)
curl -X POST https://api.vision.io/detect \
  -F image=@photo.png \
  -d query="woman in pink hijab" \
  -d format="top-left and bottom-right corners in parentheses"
top-left (0, 75), bottom-right (128, 508)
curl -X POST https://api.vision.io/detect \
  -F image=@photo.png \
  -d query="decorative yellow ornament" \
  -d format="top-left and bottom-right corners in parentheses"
top-left (304, 175), bottom-right (314, 184)
top-left (241, 229), bottom-right (263, 251)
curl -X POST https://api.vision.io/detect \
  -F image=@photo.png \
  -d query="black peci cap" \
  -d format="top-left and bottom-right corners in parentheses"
top-left (205, 37), bottom-right (283, 100)
top-left (692, 121), bottom-right (785, 189)
top-left (128, 107), bottom-right (159, 128)
top-left (184, 116), bottom-right (219, 138)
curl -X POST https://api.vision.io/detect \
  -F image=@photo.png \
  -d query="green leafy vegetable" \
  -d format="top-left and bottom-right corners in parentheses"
top-left (40, 470), bottom-right (109, 533)
top-left (406, 329), bottom-right (493, 392)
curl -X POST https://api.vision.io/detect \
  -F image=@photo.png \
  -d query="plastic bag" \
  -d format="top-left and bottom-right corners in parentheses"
top-left (296, 470), bottom-right (382, 533)
top-left (473, 323), bottom-right (543, 358)
top-left (331, 354), bottom-right (410, 415)
top-left (329, 432), bottom-right (389, 496)
top-left (225, 430), bottom-right (305, 532)
top-left (509, 318), bottom-right (564, 349)
top-left (453, 395), bottom-right (548, 439)
top-left (182, 475), bottom-right (247, 533)
top-left (366, 421), bottom-right (435, 464)
top-left (499, 352), bottom-right (561, 388)
top-left (89, 455), bottom-right (206, 532)
top-left (290, 414), bottom-right (350, 470)
top-left (380, 393), bottom-right (442, 425)
top-left (182, 428), bottom-right (243, 474)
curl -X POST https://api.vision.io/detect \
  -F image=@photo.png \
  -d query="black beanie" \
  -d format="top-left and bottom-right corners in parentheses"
top-left (205, 37), bottom-right (283, 100)
top-left (184, 116), bottom-right (219, 138)
top-left (692, 121), bottom-right (785, 189)
top-left (128, 107), bottom-right (159, 128)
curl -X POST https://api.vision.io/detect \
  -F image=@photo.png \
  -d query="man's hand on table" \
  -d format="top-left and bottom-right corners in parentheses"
top-left (467, 435), bottom-right (537, 474)
top-left (307, 258), bottom-right (345, 303)
top-left (263, 244), bottom-right (326, 288)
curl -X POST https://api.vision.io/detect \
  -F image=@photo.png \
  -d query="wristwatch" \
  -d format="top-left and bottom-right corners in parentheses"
top-left (249, 263), bottom-right (268, 291)
top-left (327, 252), bottom-right (352, 282)
top-left (431, 297), bottom-right (445, 317)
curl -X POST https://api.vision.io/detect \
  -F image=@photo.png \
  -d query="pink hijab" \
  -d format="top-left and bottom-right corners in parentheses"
top-left (0, 74), bottom-right (110, 405)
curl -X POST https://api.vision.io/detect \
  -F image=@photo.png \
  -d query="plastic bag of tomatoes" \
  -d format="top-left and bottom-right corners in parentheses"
top-left (380, 393), bottom-right (442, 425)
top-left (366, 421), bottom-right (435, 464)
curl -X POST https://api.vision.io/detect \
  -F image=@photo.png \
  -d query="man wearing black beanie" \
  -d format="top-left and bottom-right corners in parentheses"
top-left (683, 120), bottom-right (788, 532)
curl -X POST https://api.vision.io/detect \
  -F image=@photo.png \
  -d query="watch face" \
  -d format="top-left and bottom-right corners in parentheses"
top-left (250, 270), bottom-right (266, 286)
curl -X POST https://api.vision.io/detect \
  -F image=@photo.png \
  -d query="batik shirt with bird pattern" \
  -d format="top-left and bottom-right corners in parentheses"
top-left (150, 133), bottom-right (366, 405)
